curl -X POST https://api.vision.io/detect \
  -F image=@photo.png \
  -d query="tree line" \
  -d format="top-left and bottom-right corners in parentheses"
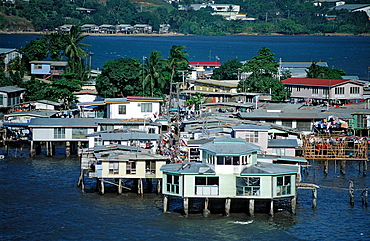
top-left (1, 0), bottom-right (369, 35)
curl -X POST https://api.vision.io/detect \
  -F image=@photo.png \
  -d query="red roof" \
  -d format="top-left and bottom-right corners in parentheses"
top-left (189, 61), bottom-right (221, 66)
top-left (282, 77), bottom-right (351, 87)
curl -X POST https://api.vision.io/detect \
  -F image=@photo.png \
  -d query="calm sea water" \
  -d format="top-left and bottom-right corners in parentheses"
top-left (1, 34), bottom-right (370, 80)
top-left (0, 147), bottom-right (369, 241)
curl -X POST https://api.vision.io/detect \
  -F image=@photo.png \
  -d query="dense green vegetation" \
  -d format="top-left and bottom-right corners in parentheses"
top-left (1, 0), bottom-right (369, 35)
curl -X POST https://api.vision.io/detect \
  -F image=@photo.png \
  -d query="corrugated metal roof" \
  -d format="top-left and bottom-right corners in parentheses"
top-left (0, 48), bottom-right (17, 55)
top-left (100, 132), bottom-right (159, 140)
top-left (232, 124), bottom-right (270, 131)
top-left (282, 77), bottom-right (363, 87)
top-left (0, 86), bottom-right (26, 93)
top-left (29, 118), bottom-right (98, 127)
top-left (241, 162), bottom-right (298, 175)
top-left (200, 136), bottom-right (260, 155)
top-left (160, 162), bottom-right (215, 174)
top-left (268, 139), bottom-right (298, 148)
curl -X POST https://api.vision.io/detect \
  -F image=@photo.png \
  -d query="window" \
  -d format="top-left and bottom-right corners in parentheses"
top-left (119, 105), bottom-right (126, 114)
top-left (312, 87), bottom-right (318, 95)
top-left (72, 128), bottom-right (88, 139)
top-left (126, 161), bottom-right (136, 174)
top-left (54, 128), bottom-right (65, 139)
top-left (166, 174), bottom-right (179, 194)
top-left (0, 95), bottom-right (3, 105)
top-left (335, 87), bottom-right (344, 95)
top-left (245, 131), bottom-right (258, 143)
top-left (141, 103), bottom-right (152, 112)
top-left (145, 160), bottom-right (156, 174)
top-left (101, 124), bottom-right (114, 131)
top-left (272, 148), bottom-right (286, 156)
top-left (236, 177), bottom-right (260, 196)
top-left (296, 86), bottom-right (300, 92)
top-left (34, 64), bottom-right (42, 69)
top-left (277, 176), bottom-right (291, 196)
top-left (350, 87), bottom-right (360, 94)
top-left (109, 161), bottom-right (119, 174)
top-left (195, 176), bottom-right (219, 195)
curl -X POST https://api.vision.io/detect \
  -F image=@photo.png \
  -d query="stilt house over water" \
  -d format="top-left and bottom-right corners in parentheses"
top-left (160, 136), bottom-right (299, 216)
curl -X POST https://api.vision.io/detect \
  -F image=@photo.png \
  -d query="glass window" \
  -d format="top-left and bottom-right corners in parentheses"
top-left (126, 161), bottom-right (136, 174)
top-left (312, 87), bottom-right (318, 94)
top-left (166, 174), bottom-right (180, 194)
top-left (119, 105), bottom-right (126, 114)
top-left (245, 131), bottom-right (258, 143)
top-left (0, 95), bottom-right (3, 105)
top-left (109, 161), bottom-right (119, 174)
top-left (195, 176), bottom-right (219, 195)
top-left (54, 128), bottom-right (65, 139)
top-left (72, 128), bottom-right (88, 139)
top-left (236, 177), bottom-right (260, 196)
top-left (335, 87), bottom-right (344, 95)
top-left (350, 87), bottom-right (359, 94)
top-left (141, 103), bottom-right (152, 112)
top-left (145, 160), bottom-right (156, 174)
top-left (276, 176), bottom-right (292, 196)
top-left (34, 64), bottom-right (42, 69)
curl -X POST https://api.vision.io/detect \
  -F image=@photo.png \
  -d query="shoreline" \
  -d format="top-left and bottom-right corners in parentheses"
top-left (1, 31), bottom-right (370, 37)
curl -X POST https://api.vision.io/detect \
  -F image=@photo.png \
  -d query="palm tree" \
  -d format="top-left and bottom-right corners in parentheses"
top-left (64, 26), bottom-right (90, 77)
top-left (167, 45), bottom-right (189, 106)
top-left (143, 51), bottom-right (164, 97)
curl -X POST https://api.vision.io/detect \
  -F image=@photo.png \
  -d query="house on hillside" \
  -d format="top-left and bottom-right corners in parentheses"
top-left (0, 48), bottom-right (21, 75)
top-left (30, 61), bottom-right (68, 79)
top-left (0, 86), bottom-right (25, 110)
top-left (331, 4), bottom-right (370, 18)
top-left (189, 61), bottom-right (221, 79)
top-left (160, 137), bottom-right (299, 216)
top-left (179, 4), bottom-right (241, 20)
top-left (282, 77), bottom-right (365, 105)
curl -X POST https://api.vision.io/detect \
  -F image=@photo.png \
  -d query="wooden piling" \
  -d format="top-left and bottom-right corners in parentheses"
top-left (291, 196), bottom-right (297, 214)
top-left (362, 188), bottom-right (369, 207)
top-left (364, 161), bottom-right (367, 176)
top-left (340, 160), bottom-right (346, 175)
top-left (66, 141), bottom-right (70, 157)
top-left (98, 178), bottom-right (105, 195)
top-left (77, 169), bottom-right (85, 193)
top-left (163, 195), bottom-right (168, 213)
top-left (324, 160), bottom-right (328, 174)
top-left (30, 141), bottom-right (35, 157)
top-left (203, 198), bottom-right (210, 217)
top-left (138, 178), bottom-right (143, 196)
top-left (225, 198), bottom-right (231, 217)
top-left (249, 199), bottom-right (255, 217)
top-left (156, 178), bottom-right (161, 194)
top-left (269, 200), bottom-right (274, 216)
top-left (349, 180), bottom-right (354, 206)
top-left (184, 197), bottom-right (189, 217)
top-left (118, 178), bottom-right (122, 194)
top-left (312, 188), bottom-right (317, 209)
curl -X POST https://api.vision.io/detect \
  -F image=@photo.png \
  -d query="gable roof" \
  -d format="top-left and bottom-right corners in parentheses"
top-left (241, 162), bottom-right (298, 175)
top-left (160, 162), bottom-right (215, 174)
top-left (0, 86), bottom-right (26, 93)
top-left (282, 77), bottom-right (364, 87)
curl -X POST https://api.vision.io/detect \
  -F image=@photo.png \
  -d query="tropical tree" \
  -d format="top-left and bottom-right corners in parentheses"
top-left (238, 47), bottom-right (290, 101)
top-left (186, 92), bottom-right (204, 110)
top-left (49, 74), bottom-right (82, 109)
top-left (142, 51), bottom-right (165, 97)
top-left (64, 26), bottom-right (90, 80)
top-left (167, 45), bottom-right (189, 99)
top-left (306, 62), bottom-right (345, 79)
top-left (96, 57), bottom-right (142, 97)
top-left (22, 75), bottom-right (50, 101)
top-left (212, 59), bottom-right (243, 80)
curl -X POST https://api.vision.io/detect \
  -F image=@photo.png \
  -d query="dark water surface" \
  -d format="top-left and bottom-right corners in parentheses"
top-left (0, 148), bottom-right (369, 240)
top-left (1, 35), bottom-right (370, 80)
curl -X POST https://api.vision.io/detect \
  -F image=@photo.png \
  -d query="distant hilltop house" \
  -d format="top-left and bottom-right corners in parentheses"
top-left (313, 0), bottom-right (345, 7)
top-left (178, 4), bottom-right (243, 20)
top-left (330, 4), bottom-right (370, 18)
top-left (0, 86), bottom-right (26, 110)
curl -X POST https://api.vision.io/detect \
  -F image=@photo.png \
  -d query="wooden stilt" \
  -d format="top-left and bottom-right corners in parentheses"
top-left (312, 188), bottom-right (317, 209)
top-left (5, 142), bottom-right (8, 155)
top-left (249, 199), bottom-right (255, 217)
top-left (203, 198), bottom-right (210, 217)
top-left (138, 178), bottom-right (143, 196)
top-left (291, 196), bottom-right (297, 214)
top-left (184, 197), bottom-right (189, 217)
top-left (147, 178), bottom-right (153, 193)
top-left (99, 178), bottom-right (105, 195)
top-left (340, 160), bottom-right (346, 175)
top-left (30, 141), bottom-right (35, 157)
top-left (163, 195), bottom-right (168, 213)
top-left (362, 188), bottom-right (368, 207)
top-left (156, 179), bottom-right (161, 194)
top-left (46, 141), bottom-right (50, 156)
top-left (269, 200), bottom-right (274, 216)
top-left (118, 178), bottom-right (122, 194)
top-left (364, 161), bottom-right (367, 176)
top-left (66, 141), bottom-right (70, 157)
top-left (324, 160), bottom-right (328, 174)
top-left (225, 198), bottom-right (231, 217)
top-left (349, 180), bottom-right (354, 206)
